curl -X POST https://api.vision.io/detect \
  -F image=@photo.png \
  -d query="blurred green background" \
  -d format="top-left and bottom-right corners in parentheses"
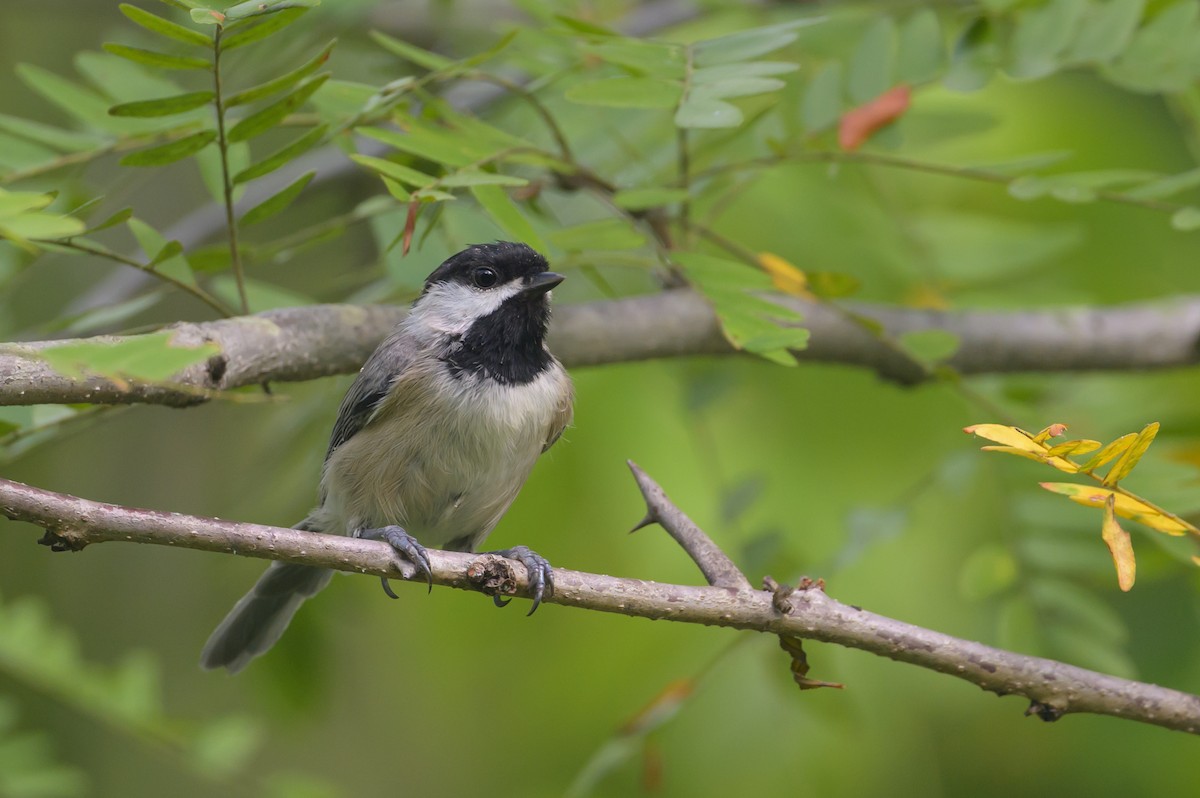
top-left (2, 1), bottom-right (1200, 796)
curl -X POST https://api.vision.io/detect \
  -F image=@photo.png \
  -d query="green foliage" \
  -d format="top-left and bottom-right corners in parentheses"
top-left (6, 2), bottom-right (1200, 795)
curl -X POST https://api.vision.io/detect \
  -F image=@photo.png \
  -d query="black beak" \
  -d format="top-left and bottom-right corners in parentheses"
top-left (520, 271), bottom-right (564, 296)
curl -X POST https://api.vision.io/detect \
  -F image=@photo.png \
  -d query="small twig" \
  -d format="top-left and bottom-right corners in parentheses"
top-left (627, 460), bottom-right (752, 591)
top-left (42, 239), bottom-right (235, 317)
top-left (211, 26), bottom-right (249, 316)
top-left (3, 474), bottom-right (1200, 734)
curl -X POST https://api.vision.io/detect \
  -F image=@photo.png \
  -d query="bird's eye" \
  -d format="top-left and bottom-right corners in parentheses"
top-left (473, 267), bottom-right (499, 288)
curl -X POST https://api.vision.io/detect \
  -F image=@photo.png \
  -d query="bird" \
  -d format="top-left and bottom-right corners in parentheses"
top-left (201, 241), bottom-right (574, 673)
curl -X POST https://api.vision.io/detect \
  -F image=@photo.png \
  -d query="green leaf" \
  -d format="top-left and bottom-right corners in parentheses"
top-left (897, 9), bottom-right (944, 84)
top-left (16, 64), bottom-right (148, 134)
top-left (108, 91), bottom-right (215, 118)
top-left (40, 331), bottom-right (219, 383)
top-left (691, 61), bottom-right (797, 83)
top-left (128, 217), bottom-right (194, 285)
top-left (944, 16), bottom-right (998, 92)
top-left (588, 40), bottom-right (685, 78)
top-left (612, 187), bottom-right (689, 210)
top-left (847, 17), bottom-right (896, 103)
top-left (1122, 167), bottom-right (1200, 200)
top-left (101, 43), bottom-right (210, 71)
top-left (692, 20), bottom-right (812, 67)
top-left (691, 77), bottom-right (786, 100)
top-left (1066, 0), bottom-right (1145, 63)
top-left (233, 124), bottom-right (326, 183)
top-left (0, 191), bottom-right (53, 216)
top-left (190, 716), bottom-right (263, 779)
top-left (85, 207), bottom-right (134, 234)
top-left (1102, 0), bottom-right (1198, 92)
top-left (470, 185), bottom-right (547, 253)
top-left (554, 14), bottom-right (620, 37)
top-left (1008, 0), bottom-right (1087, 80)
top-left (959, 543), bottom-right (1018, 600)
top-left (673, 251), bottom-right (807, 365)
top-left (439, 170), bottom-right (529, 188)
top-left (802, 62), bottom-right (843, 133)
top-left (1170, 206), bottom-right (1200, 231)
top-left (369, 30), bottom-right (453, 71)
top-left (223, 0), bottom-right (319, 22)
top-left (547, 218), bottom-right (646, 251)
top-left (564, 77), bottom-right (681, 108)
top-left (350, 154), bottom-right (437, 188)
top-left (674, 96), bottom-right (742, 128)
top-left (225, 40), bottom-right (335, 107)
top-left (359, 125), bottom-right (475, 168)
top-left (119, 3), bottom-right (211, 47)
top-left (210, 275), bottom-right (313, 311)
top-left (0, 212), bottom-right (86, 242)
top-left (220, 7), bottom-right (309, 49)
top-left (226, 74), bottom-right (329, 142)
top-left (148, 240), bottom-right (183, 268)
top-left (119, 129), bottom-right (215, 166)
top-left (0, 113), bottom-right (106, 153)
top-left (240, 171), bottom-right (315, 225)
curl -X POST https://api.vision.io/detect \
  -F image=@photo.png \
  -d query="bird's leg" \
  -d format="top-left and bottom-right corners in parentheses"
top-left (356, 525), bottom-right (433, 597)
top-left (480, 545), bottom-right (554, 615)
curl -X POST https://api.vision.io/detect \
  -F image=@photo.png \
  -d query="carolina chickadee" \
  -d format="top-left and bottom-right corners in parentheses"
top-left (201, 242), bottom-right (574, 673)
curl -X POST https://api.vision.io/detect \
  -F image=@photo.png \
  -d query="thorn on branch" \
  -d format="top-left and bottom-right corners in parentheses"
top-left (626, 460), bottom-right (753, 591)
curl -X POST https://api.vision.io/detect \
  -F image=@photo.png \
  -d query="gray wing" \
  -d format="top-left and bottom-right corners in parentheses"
top-left (324, 333), bottom-right (414, 462)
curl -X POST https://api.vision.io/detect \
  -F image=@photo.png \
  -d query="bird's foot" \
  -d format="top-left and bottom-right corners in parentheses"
top-left (357, 525), bottom-right (432, 598)
top-left (482, 545), bottom-right (554, 615)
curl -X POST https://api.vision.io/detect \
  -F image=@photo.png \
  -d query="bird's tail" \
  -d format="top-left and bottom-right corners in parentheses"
top-left (200, 518), bottom-right (333, 673)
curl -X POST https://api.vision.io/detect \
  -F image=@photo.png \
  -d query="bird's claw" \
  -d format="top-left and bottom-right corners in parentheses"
top-left (486, 545), bottom-right (554, 615)
top-left (357, 525), bottom-right (433, 596)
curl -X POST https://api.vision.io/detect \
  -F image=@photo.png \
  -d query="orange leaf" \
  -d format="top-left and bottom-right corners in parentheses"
top-left (1102, 494), bottom-right (1136, 591)
top-left (838, 84), bottom-right (911, 152)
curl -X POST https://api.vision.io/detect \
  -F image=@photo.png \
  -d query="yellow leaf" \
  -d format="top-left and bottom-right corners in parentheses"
top-left (965, 424), bottom-right (1044, 453)
top-left (1039, 482), bottom-right (1196, 536)
top-left (1078, 433), bottom-right (1136, 473)
top-left (1192, 555), bottom-right (1200, 567)
top-left (1046, 439), bottom-right (1101, 458)
top-left (757, 252), bottom-right (812, 298)
top-left (903, 282), bottom-right (949, 310)
top-left (965, 424), bottom-right (1077, 472)
top-left (1102, 494), bottom-right (1136, 591)
top-left (1103, 422), bottom-right (1159, 486)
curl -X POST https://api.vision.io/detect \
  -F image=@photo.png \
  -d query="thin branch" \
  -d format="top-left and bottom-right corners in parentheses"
top-left (43, 239), bottom-right (235, 317)
top-left (627, 460), bottom-right (752, 590)
top-left (211, 26), bottom-right (249, 315)
top-left (2, 475), bottom-right (1198, 735)
top-left (5, 291), bottom-right (1200, 407)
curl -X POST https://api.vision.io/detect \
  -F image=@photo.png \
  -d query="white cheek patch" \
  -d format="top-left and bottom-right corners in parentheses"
top-left (409, 280), bottom-right (523, 338)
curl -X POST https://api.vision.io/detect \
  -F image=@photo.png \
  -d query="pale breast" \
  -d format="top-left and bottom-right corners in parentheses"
top-left (319, 363), bottom-right (569, 550)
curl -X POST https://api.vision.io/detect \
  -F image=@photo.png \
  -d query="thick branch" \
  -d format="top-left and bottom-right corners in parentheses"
top-left (4, 292), bottom-right (1200, 407)
top-left (2, 476), bottom-right (1198, 735)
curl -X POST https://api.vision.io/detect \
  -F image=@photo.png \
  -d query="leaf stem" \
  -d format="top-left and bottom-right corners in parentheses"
top-left (39, 239), bottom-right (235, 316)
top-left (212, 26), bottom-right (250, 315)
